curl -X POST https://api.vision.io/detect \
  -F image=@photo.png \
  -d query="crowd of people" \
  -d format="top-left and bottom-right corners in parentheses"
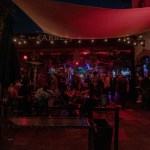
top-left (2, 69), bottom-right (150, 117)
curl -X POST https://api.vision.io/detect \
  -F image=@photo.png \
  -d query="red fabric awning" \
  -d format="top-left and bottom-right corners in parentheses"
top-left (12, 0), bottom-right (150, 39)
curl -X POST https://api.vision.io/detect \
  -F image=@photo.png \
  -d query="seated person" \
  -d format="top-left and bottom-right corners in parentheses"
top-left (7, 82), bottom-right (23, 105)
top-left (35, 84), bottom-right (50, 115)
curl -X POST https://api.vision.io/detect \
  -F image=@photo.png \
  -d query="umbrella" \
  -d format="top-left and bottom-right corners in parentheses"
top-left (0, 12), bottom-right (20, 89)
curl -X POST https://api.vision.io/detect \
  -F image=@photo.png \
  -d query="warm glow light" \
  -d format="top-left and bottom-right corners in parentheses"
top-left (104, 39), bottom-right (108, 42)
top-left (133, 42), bottom-right (137, 46)
top-left (127, 41), bottom-right (131, 44)
top-left (50, 40), bottom-right (54, 44)
top-left (140, 41), bottom-right (144, 45)
top-left (139, 35), bottom-right (143, 39)
top-left (91, 39), bottom-right (95, 43)
top-left (126, 37), bottom-right (130, 40)
top-left (64, 40), bottom-right (68, 44)
top-left (36, 41), bottom-right (40, 44)
top-left (23, 55), bottom-right (28, 60)
top-left (13, 38), bottom-right (17, 42)
top-left (78, 40), bottom-right (81, 43)
top-left (118, 38), bottom-right (121, 41)
top-left (123, 38), bottom-right (126, 42)
top-left (18, 41), bottom-right (22, 45)
top-left (23, 40), bottom-right (27, 44)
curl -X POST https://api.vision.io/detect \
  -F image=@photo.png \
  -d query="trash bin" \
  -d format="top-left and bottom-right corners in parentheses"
top-left (93, 119), bottom-right (113, 150)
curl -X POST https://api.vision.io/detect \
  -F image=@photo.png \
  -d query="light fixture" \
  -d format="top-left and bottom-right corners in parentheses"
top-left (118, 38), bottom-right (121, 42)
top-left (104, 39), bottom-right (108, 42)
top-left (127, 41), bottom-right (131, 44)
top-left (139, 35), bottom-right (143, 39)
top-left (50, 40), bottom-right (54, 44)
top-left (126, 37), bottom-right (130, 40)
top-left (91, 39), bottom-right (95, 43)
top-left (36, 41), bottom-right (40, 44)
top-left (133, 42), bottom-right (137, 46)
top-left (140, 41), bottom-right (144, 46)
top-left (13, 38), bottom-right (17, 42)
top-left (23, 55), bottom-right (28, 60)
top-left (78, 40), bottom-right (82, 44)
top-left (18, 41), bottom-right (22, 45)
top-left (23, 40), bottom-right (27, 44)
top-left (64, 40), bottom-right (68, 44)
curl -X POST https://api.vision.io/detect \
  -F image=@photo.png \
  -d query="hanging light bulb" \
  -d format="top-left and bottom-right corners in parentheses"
top-left (50, 40), bottom-right (54, 44)
top-left (23, 40), bottom-right (27, 44)
top-left (78, 40), bottom-right (82, 44)
top-left (126, 37), bottom-right (130, 40)
top-left (139, 35), bottom-right (143, 39)
top-left (127, 41), bottom-right (131, 44)
top-left (91, 39), bottom-right (95, 43)
top-left (140, 41), bottom-right (144, 46)
top-left (104, 38), bottom-right (108, 42)
top-left (36, 41), bottom-right (40, 44)
top-left (64, 40), bottom-right (68, 44)
top-left (118, 38), bottom-right (121, 42)
top-left (133, 41), bottom-right (137, 46)
top-left (123, 38), bottom-right (126, 42)
top-left (18, 41), bottom-right (22, 45)
top-left (13, 38), bottom-right (17, 42)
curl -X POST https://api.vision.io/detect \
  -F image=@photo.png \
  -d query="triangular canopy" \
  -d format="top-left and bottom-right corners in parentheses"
top-left (12, 0), bottom-right (150, 39)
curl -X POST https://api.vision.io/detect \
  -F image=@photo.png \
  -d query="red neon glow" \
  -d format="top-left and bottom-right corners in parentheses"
top-left (75, 62), bottom-right (79, 65)
top-left (23, 55), bottom-right (28, 60)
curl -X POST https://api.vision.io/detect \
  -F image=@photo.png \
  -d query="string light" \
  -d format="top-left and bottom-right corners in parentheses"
top-left (78, 40), bottom-right (82, 44)
top-left (118, 38), bottom-right (121, 42)
top-left (133, 42), bottom-right (137, 46)
top-left (140, 41), bottom-right (144, 46)
top-left (126, 37), bottom-right (130, 40)
top-left (104, 39), bottom-right (108, 42)
top-left (13, 38), bottom-right (17, 42)
top-left (127, 41), bottom-right (131, 44)
top-left (36, 41), bottom-right (40, 44)
top-left (18, 41), bottom-right (22, 45)
top-left (64, 40), bottom-right (68, 44)
top-left (23, 40), bottom-right (27, 44)
top-left (12, 34), bottom-right (145, 47)
top-left (91, 39), bottom-right (95, 43)
top-left (50, 40), bottom-right (54, 44)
